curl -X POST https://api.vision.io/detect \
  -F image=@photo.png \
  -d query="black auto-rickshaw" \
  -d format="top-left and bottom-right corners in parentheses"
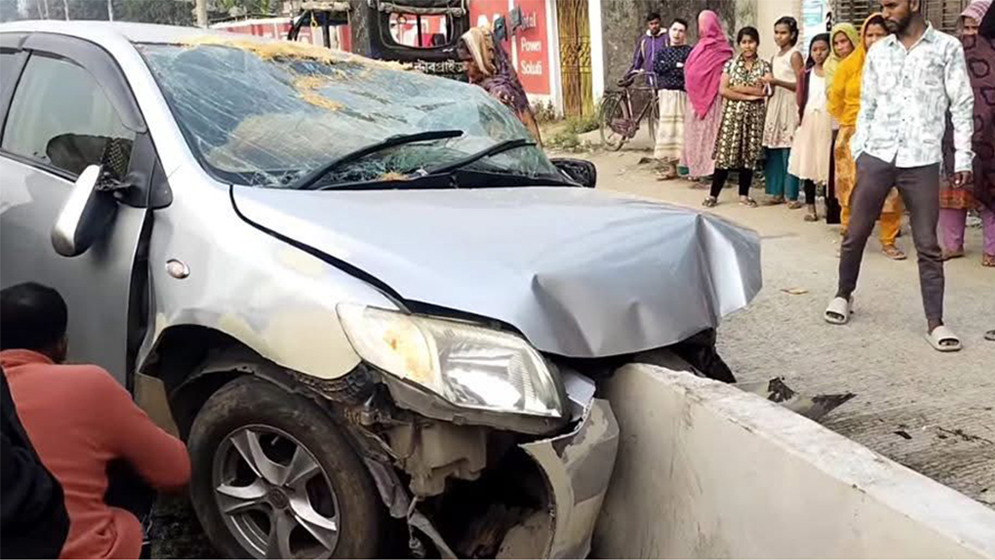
top-left (288, 0), bottom-right (469, 80)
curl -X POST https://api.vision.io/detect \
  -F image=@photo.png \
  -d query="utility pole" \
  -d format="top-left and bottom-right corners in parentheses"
top-left (196, 0), bottom-right (207, 27)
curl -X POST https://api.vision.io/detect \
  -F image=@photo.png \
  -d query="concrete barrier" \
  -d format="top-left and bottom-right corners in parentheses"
top-left (594, 363), bottom-right (995, 559)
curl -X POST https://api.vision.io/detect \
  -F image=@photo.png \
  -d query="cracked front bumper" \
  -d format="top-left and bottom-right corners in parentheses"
top-left (518, 398), bottom-right (620, 558)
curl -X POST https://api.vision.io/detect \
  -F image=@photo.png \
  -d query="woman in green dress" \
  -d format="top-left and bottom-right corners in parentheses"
top-left (704, 26), bottom-right (773, 208)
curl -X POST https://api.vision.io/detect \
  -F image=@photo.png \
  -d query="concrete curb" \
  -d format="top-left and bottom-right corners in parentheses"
top-left (594, 364), bottom-right (995, 558)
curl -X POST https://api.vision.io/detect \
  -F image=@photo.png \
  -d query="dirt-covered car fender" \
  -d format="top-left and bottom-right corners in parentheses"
top-left (137, 164), bottom-right (402, 386)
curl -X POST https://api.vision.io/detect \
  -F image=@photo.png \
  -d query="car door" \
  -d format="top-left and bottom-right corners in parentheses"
top-left (0, 33), bottom-right (153, 385)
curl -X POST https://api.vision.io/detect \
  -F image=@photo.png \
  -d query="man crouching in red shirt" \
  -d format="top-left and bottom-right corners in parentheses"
top-left (1, 283), bottom-right (190, 559)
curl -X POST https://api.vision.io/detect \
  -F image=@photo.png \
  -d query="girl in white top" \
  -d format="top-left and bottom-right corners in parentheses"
top-left (789, 33), bottom-right (834, 222)
top-left (762, 16), bottom-right (804, 206)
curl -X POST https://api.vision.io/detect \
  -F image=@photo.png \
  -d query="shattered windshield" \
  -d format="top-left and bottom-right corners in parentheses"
top-left (138, 40), bottom-right (558, 188)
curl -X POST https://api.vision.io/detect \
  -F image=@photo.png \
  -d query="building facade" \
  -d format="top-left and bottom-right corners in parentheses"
top-left (524, 0), bottom-right (971, 118)
top-left (216, 0), bottom-right (971, 119)
top-left (472, 0), bottom-right (743, 118)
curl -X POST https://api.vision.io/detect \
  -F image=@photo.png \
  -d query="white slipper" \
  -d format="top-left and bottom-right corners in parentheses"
top-left (925, 325), bottom-right (962, 352)
top-left (824, 297), bottom-right (852, 325)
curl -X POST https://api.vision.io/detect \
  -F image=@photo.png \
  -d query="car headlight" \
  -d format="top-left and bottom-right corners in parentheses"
top-left (338, 304), bottom-right (564, 418)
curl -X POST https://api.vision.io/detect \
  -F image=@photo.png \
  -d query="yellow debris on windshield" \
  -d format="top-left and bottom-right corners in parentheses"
top-left (379, 172), bottom-right (410, 182)
top-left (292, 75), bottom-right (344, 111)
top-left (181, 35), bottom-right (409, 71)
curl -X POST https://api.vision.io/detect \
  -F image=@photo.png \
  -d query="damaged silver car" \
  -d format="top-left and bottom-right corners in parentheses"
top-left (0, 22), bottom-right (761, 559)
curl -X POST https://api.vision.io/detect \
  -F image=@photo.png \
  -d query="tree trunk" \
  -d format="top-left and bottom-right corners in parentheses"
top-left (196, 0), bottom-right (207, 27)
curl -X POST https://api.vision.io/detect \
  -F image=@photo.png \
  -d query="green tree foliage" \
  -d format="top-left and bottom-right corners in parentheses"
top-left (1, 0), bottom-right (22, 22)
top-left (14, 0), bottom-right (196, 25)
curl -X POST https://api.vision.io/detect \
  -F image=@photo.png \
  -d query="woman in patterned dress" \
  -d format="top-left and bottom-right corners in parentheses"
top-left (822, 22), bottom-right (859, 224)
top-left (458, 26), bottom-right (542, 147)
top-left (939, 0), bottom-right (995, 267)
top-left (703, 27), bottom-right (772, 208)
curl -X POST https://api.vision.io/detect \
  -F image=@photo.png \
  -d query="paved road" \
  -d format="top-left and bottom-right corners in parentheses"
top-left (580, 148), bottom-right (995, 508)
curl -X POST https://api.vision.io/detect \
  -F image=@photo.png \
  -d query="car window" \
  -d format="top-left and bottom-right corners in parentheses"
top-left (0, 50), bottom-right (22, 98)
top-left (388, 13), bottom-right (453, 48)
top-left (1, 53), bottom-right (135, 178)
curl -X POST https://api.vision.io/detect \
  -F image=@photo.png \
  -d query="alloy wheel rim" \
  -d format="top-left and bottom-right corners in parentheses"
top-left (213, 425), bottom-right (340, 559)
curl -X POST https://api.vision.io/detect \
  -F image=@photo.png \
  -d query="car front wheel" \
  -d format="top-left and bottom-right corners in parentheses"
top-left (188, 376), bottom-right (382, 559)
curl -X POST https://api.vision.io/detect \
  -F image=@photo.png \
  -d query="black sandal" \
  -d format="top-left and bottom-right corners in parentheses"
top-left (703, 197), bottom-right (718, 208)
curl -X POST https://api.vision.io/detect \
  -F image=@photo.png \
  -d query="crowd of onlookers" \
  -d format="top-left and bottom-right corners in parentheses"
top-left (621, 1), bottom-right (993, 351)
top-left (632, 5), bottom-right (992, 267)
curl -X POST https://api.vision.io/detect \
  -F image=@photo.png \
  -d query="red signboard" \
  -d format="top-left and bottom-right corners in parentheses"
top-left (469, 0), bottom-right (551, 95)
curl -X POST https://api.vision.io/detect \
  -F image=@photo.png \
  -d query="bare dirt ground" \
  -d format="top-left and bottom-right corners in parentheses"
top-left (579, 145), bottom-right (995, 509)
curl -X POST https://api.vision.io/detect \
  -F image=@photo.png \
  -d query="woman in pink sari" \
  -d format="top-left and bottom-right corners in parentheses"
top-left (681, 10), bottom-right (734, 181)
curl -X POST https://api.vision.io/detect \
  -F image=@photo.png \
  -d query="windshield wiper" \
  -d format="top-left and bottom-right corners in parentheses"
top-left (294, 129), bottom-right (464, 191)
top-left (420, 138), bottom-right (535, 177)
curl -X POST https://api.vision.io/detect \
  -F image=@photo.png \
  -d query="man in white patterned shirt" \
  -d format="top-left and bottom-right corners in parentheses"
top-left (825, 0), bottom-right (974, 352)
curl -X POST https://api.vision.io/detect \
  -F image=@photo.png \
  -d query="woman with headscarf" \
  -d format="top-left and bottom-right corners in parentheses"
top-left (827, 13), bottom-right (907, 260)
top-left (939, 0), bottom-right (995, 267)
top-left (822, 22), bottom-right (859, 223)
top-left (824, 22), bottom-right (858, 88)
top-left (680, 10), bottom-right (734, 182)
top-left (458, 26), bottom-right (542, 147)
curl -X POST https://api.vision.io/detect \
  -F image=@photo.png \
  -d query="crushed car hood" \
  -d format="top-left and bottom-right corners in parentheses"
top-left (232, 186), bottom-right (762, 357)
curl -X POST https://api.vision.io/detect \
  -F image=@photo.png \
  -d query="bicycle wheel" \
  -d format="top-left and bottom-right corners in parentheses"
top-left (646, 93), bottom-right (660, 145)
top-left (599, 93), bottom-right (629, 151)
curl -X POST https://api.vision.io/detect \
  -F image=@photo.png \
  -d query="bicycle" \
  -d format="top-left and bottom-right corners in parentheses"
top-left (598, 70), bottom-right (660, 151)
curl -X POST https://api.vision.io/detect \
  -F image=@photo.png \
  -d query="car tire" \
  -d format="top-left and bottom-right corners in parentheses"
top-left (188, 376), bottom-right (383, 559)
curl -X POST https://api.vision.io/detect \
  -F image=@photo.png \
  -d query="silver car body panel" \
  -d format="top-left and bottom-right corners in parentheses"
top-left (0, 158), bottom-right (147, 383)
top-left (136, 165), bottom-right (401, 381)
top-left (233, 186), bottom-right (762, 357)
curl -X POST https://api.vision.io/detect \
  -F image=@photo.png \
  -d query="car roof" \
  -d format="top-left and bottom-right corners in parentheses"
top-left (0, 20), bottom-right (256, 45)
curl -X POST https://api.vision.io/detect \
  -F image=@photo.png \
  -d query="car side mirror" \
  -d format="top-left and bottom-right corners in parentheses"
top-left (51, 165), bottom-right (119, 257)
top-left (551, 158), bottom-right (597, 188)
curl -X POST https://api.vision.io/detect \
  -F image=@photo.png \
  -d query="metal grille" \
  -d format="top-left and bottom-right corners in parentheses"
top-left (833, 0), bottom-right (968, 33)
top-left (831, 0), bottom-right (876, 27)
top-left (923, 0), bottom-right (969, 33)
